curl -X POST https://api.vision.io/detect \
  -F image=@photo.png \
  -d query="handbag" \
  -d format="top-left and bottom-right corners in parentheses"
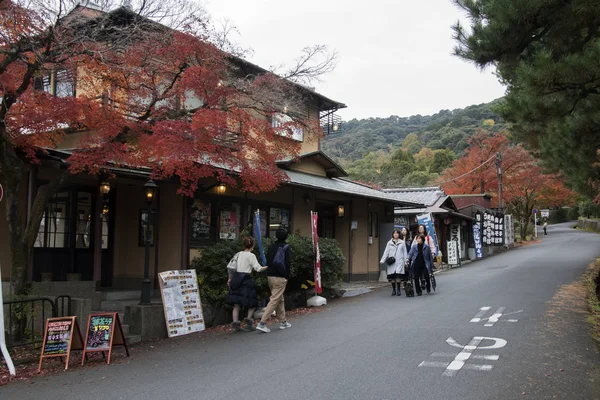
top-left (228, 253), bottom-right (244, 290)
top-left (385, 256), bottom-right (396, 265)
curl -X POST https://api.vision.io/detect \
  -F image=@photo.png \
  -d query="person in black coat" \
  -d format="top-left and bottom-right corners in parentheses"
top-left (407, 234), bottom-right (434, 296)
top-left (256, 229), bottom-right (293, 333)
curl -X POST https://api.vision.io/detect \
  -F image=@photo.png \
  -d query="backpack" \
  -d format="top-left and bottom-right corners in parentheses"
top-left (272, 244), bottom-right (289, 275)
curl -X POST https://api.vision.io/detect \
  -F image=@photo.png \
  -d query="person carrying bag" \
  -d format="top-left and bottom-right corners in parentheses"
top-left (226, 237), bottom-right (267, 332)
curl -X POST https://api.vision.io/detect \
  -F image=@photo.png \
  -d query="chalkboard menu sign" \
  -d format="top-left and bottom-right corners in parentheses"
top-left (159, 269), bottom-right (205, 338)
top-left (82, 312), bottom-right (129, 365)
top-left (38, 316), bottom-right (84, 372)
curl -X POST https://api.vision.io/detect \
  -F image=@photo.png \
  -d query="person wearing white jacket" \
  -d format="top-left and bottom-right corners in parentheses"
top-left (380, 229), bottom-right (409, 296)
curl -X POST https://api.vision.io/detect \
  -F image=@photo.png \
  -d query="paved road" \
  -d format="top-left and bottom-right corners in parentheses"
top-left (3, 222), bottom-right (600, 400)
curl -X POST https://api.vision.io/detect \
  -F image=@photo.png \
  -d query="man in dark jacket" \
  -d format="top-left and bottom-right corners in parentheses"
top-left (256, 229), bottom-right (293, 333)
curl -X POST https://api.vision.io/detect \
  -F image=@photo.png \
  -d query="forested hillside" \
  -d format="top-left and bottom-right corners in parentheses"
top-left (322, 99), bottom-right (505, 162)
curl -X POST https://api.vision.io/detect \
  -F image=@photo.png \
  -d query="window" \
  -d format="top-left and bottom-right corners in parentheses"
top-left (35, 192), bottom-right (71, 248)
top-left (269, 207), bottom-right (291, 238)
top-left (318, 217), bottom-right (335, 239)
top-left (218, 203), bottom-right (241, 240)
top-left (75, 192), bottom-right (92, 249)
top-left (55, 69), bottom-right (75, 97)
top-left (190, 199), bottom-right (211, 245)
top-left (272, 113), bottom-right (304, 142)
top-left (33, 74), bottom-right (51, 94)
top-left (139, 210), bottom-right (155, 246)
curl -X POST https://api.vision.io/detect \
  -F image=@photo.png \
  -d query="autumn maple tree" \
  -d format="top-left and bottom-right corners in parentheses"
top-left (440, 132), bottom-right (574, 239)
top-left (0, 0), bottom-right (335, 298)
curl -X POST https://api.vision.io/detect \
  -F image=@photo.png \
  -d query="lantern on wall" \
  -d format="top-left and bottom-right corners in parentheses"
top-left (215, 184), bottom-right (227, 195)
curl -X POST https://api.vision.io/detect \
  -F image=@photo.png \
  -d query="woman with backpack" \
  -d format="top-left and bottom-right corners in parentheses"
top-left (256, 229), bottom-right (293, 333)
top-left (227, 236), bottom-right (267, 332)
top-left (380, 228), bottom-right (409, 296)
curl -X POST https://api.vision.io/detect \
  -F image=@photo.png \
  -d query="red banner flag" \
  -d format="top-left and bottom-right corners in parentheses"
top-left (311, 212), bottom-right (322, 294)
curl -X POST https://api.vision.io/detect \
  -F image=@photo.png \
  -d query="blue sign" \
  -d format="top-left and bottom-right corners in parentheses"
top-left (254, 211), bottom-right (267, 266)
top-left (416, 213), bottom-right (439, 256)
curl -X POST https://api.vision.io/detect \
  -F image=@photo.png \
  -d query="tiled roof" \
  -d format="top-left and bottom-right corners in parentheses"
top-left (382, 186), bottom-right (445, 206)
top-left (284, 170), bottom-right (421, 206)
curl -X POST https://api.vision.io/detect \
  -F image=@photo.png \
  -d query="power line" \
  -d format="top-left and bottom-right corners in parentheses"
top-left (437, 154), bottom-right (496, 186)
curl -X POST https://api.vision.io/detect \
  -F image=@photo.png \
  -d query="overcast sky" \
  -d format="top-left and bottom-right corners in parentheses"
top-left (204, 0), bottom-right (506, 120)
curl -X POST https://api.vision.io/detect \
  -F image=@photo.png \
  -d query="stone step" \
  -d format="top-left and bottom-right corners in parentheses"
top-left (99, 290), bottom-right (141, 301)
top-left (100, 300), bottom-right (140, 312)
top-left (125, 334), bottom-right (142, 345)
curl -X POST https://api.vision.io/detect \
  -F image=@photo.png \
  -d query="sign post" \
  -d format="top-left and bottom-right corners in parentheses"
top-left (0, 262), bottom-right (15, 376)
top-left (533, 209), bottom-right (538, 238)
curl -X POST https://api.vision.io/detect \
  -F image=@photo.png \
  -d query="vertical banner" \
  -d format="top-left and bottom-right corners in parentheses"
top-left (311, 211), bottom-right (323, 294)
top-left (0, 262), bottom-right (15, 376)
top-left (254, 210), bottom-right (267, 266)
top-left (416, 213), bottom-right (439, 256)
top-left (473, 212), bottom-right (484, 258)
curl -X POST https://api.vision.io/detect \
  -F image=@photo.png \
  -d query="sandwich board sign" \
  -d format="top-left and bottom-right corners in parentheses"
top-left (38, 316), bottom-right (85, 371)
top-left (82, 312), bottom-right (129, 365)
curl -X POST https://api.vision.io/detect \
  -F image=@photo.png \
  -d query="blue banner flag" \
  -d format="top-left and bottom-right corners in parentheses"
top-left (254, 210), bottom-right (267, 266)
top-left (417, 213), bottom-right (439, 256)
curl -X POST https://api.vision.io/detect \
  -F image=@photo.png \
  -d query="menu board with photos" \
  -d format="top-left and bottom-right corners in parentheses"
top-left (159, 269), bottom-right (205, 338)
top-left (219, 206), bottom-right (239, 240)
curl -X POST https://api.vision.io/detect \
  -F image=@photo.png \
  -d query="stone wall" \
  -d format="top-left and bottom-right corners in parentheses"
top-left (578, 218), bottom-right (600, 233)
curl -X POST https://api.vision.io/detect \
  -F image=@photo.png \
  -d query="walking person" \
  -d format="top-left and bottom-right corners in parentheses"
top-left (412, 224), bottom-right (437, 258)
top-left (256, 229), bottom-right (293, 333)
top-left (400, 227), bottom-right (411, 254)
top-left (407, 234), bottom-right (434, 296)
top-left (227, 236), bottom-right (267, 332)
top-left (543, 221), bottom-right (548, 235)
top-left (380, 228), bottom-right (409, 296)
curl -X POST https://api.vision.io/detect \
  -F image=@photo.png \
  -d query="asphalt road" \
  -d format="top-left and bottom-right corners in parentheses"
top-left (3, 222), bottom-right (600, 400)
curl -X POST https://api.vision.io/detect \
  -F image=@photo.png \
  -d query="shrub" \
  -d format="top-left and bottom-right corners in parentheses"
top-left (549, 208), bottom-right (567, 223)
top-left (192, 232), bottom-right (345, 307)
top-left (579, 200), bottom-right (600, 219)
top-left (567, 206), bottom-right (580, 220)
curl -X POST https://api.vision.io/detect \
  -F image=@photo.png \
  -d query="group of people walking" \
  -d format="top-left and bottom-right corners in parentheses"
top-left (226, 229), bottom-right (292, 333)
top-left (380, 225), bottom-right (436, 297)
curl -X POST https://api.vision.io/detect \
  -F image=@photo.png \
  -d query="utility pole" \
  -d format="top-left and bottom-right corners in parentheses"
top-left (496, 152), bottom-right (503, 212)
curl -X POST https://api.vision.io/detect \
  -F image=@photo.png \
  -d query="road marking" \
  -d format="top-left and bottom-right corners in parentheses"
top-left (420, 337), bottom-right (507, 377)
top-left (470, 306), bottom-right (491, 322)
top-left (470, 306), bottom-right (523, 326)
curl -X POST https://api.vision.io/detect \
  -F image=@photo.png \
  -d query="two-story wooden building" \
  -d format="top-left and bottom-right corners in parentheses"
top-left (0, 4), bottom-right (419, 303)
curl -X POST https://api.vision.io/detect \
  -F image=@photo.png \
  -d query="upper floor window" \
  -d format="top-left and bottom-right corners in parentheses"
top-left (272, 113), bottom-right (304, 142)
top-left (33, 69), bottom-right (75, 97)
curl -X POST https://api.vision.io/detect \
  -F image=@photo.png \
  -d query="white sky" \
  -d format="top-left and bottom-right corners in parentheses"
top-left (204, 0), bottom-right (506, 120)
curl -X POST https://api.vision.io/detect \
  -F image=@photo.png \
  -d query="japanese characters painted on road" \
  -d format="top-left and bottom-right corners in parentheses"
top-left (311, 211), bottom-right (323, 294)
top-left (159, 270), bottom-right (205, 338)
top-left (38, 316), bottom-right (85, 371)
top-left (82, 312), bottom-right (130, 366)
top-left (447, 241), bottom-right (459, 267)
top-left (419, 336), bottom-right (507, 377)
top-left (417, 213), bottom-right (439, 256)
top-left (473, 212), bottom-right (484, 258)
top-left (470, 306), bottom-right (522, 327)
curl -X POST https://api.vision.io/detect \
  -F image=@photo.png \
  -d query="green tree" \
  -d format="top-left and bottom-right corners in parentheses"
top-left (402, 171), bottom-right (436, 187)
top-left (452, 0), bottom-right (600, 201)
top-left (431, 149), bottom-right (456, 174)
